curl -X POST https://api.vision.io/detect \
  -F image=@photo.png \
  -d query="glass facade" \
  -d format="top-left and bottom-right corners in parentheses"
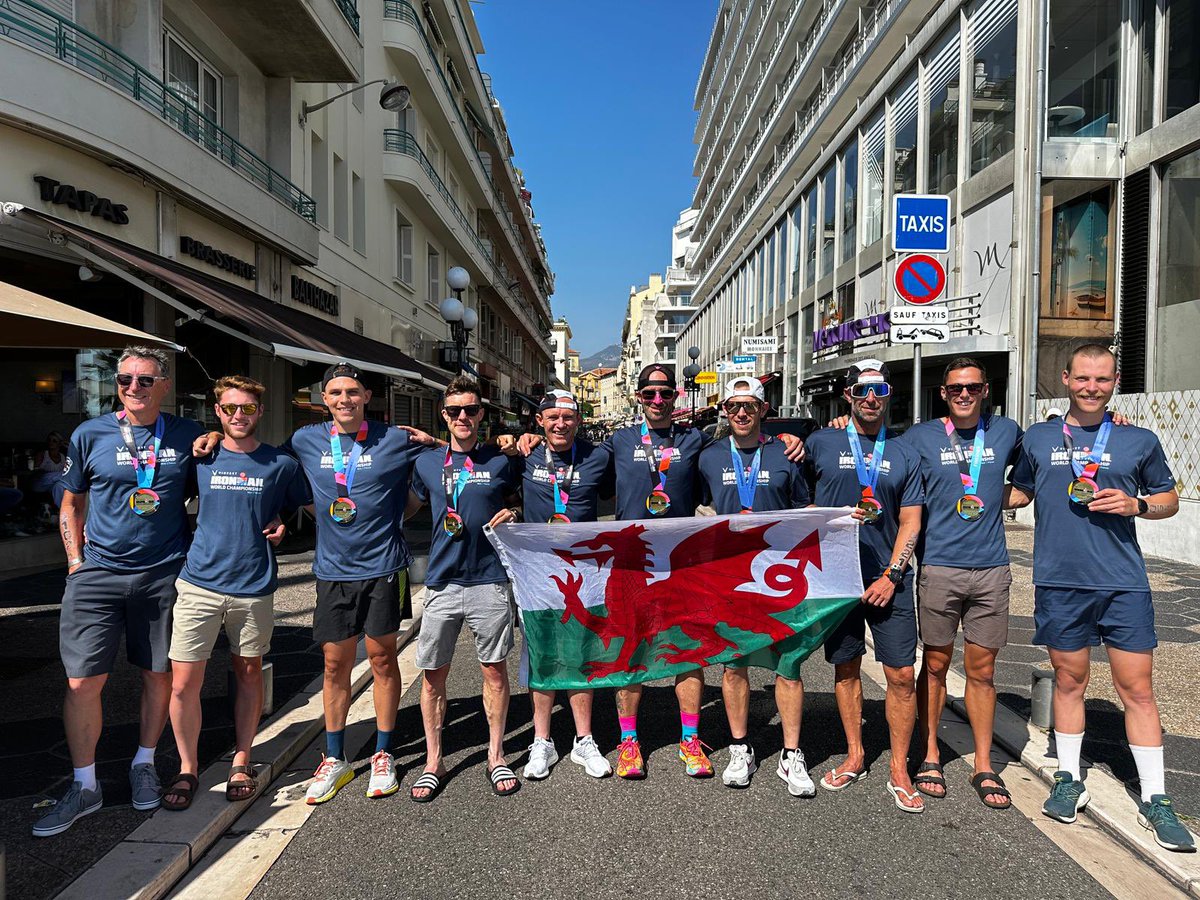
top-left (927, 26), bottom-right (960, 194)
top-left (821, 163), bottom-right (836, 277)
top-left (1157, 147), bottom-right (1200, 388)
top-left (805, 184), bottom-right (817, 287)
top-left (842, 140), bottom-right (858, 262)
top-left (968, 0), bottom-right (1017, 173)
top-left (892, 70), bottom-right (918, 196)
top-left (1047, 0), bottom-right (1122, 138)
top-left (1165, 0), bottom-right (1200, 120)
top-left (862, 109), bottom-right (885, 246)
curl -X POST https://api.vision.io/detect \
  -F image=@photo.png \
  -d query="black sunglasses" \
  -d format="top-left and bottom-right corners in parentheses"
top-left (944, 382), bottom-right (986, 396)
top-left (444, 404), bottom-right (482, 418)
top-left (115, 373), bottom-right (167, 389)
top-left (723, 400), bottom-right (761, 414)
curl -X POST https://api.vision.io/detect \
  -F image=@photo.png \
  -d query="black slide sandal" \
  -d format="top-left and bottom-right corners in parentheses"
top-left (913, 761), bottom-right (947, 798)
top-left (410, 772), bottom-right (445, 803)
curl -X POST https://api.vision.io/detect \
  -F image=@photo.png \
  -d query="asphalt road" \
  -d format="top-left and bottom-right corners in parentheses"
top-left (250, 632), bottom-right (1112, 900)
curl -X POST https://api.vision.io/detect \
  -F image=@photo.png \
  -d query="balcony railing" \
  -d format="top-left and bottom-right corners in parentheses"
top-left (0, 0), bottom-right (316, 222)
top-left (334, 0), bottom-right (360, 35)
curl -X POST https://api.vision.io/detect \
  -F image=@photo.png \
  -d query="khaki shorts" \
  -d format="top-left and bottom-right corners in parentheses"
top-left (170, 578), bottom-right (274, 662)
top-left (917, 564), bottom-right (1011, 650)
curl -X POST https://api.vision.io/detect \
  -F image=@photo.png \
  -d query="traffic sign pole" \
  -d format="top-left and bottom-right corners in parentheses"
top-left (913, 345), bottom-right (922, 424)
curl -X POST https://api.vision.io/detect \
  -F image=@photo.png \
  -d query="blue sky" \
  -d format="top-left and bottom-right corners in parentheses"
top-left (473, 0), bottom-right (717, 357)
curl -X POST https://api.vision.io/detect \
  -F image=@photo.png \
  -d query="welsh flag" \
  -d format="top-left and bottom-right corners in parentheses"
top-left (486, 509), bottom-right (863, 690)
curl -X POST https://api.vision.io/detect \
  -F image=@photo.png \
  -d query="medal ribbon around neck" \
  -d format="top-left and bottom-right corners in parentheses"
top-left (945, 418), bottom-right (986, 491)
top-left (329, 421), bottom-right (369, 498)
top-left (729, 435), bottom-right (765, 513)
top-left (545, 444), bottom-right (577, 518)
top-left (443, 445), bottom-right (475, 517)
top-left (116, 410), bottom-right (164, 491)
top-left (846, 420), bottom-right (886, 503)
top-left (1062, 414), bottom-right (1112, 481)
top-left (640, 420), bottom-right (675, 497)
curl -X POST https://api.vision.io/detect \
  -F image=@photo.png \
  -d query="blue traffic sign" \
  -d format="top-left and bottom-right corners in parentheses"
top-left (732, 355), bottom-right (756, 363)
top-left (891, 194), bottom-right (951, 253)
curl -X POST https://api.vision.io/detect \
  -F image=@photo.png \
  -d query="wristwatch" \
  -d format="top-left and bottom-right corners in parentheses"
top-left (1136, 497), bottom-right (1149, 516)
top-left (884, 564), bottom-right (904, 585)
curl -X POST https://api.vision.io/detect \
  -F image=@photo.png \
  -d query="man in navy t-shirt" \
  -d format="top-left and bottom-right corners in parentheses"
top-left (1008, 344), bottom-right (1192, 850)
top-left (698, 377), bottom-right (813, 796)
top-left (407, 377), bottom-right (523, 800)
top-left (161, 375), bottom-right (308, 811)
top-left (898, 357), bottom-right (1023, 811)
top-left (35, 346), bottom-right (202, 838)
top-left (519, 390), bottom-right (615, 783)
top-left (803, 360), bottom-right (925, 813)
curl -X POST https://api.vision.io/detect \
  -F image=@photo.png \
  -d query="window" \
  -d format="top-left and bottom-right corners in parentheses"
top-left (789, 199), bottom-right (803, 294)
top-left (775, 220), bottom-right (787, 305)
top-left (805, 184), bottom-right (818, 286)
top-left (1039, 180), bottom-right (1115, 327)
top-left (164, 31), bottom-right (220, 146)
top-left (926, 27), bottom-right (960, 194)
top-left (1156, 147), bottom-right (1200, 387)
top-left (821, 163), bottom-right (836, 277)
top-left (311, 133), bottom-right (329, 229)
top-left (1047, 0), bottom-right (1121, 138)
top-left (352, 172), bottom-right (366, 254)
top-left (841, 141), bottom-right (858, 263)
top-left (968, 0), bottom-right (1017, 172)
top-left (862, 110), bottom-right (885, 246)
top-left (1165, 0), bottom-right (1200, 120)
top-left (761, 239), bottom-right (772, 317)
top-left (427, 245), bottom-right (441, 305)
top-left (333, 153), bottom-right (348, 243)
top-left (394, 210), bottom-right (413, 284)
top-left (891, 70), bottom-right (919, 196)
top-left (1137, 0), bottom-right (1157, 132)
top-left (426, 135), bottom-right (440, 173)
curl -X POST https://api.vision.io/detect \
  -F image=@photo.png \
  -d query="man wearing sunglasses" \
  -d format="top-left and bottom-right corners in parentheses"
top-left (520, 390), bottom-right (615, 782)
top-left (803, 360), bottom-right (926, 813)
top-left (162, 376), bottom-right (309, 811)
top-left (698, 378), bottom-right (813, 794)
top-left (35, 347), bottom-right (203, 837)
top-left (407, 377), bottom-right (524, 800)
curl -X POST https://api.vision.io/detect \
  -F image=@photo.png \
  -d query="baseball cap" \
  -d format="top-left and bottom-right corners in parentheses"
top-left (845, 358), bottom-right (890, 387)
top-left (637, 363), bottom-right (677, 390)
top-left (321, 363), bottom-right (366, 391)
top-left (538, 389), bottom-right (579, 413)
top-left (722, 376), bottom-right (765, 402)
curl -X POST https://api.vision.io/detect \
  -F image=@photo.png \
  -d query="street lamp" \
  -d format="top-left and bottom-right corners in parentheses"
top-left (439, 266), bottom-right (476, 372)
top-left (299, 80), bottom-right (411, 125)
top-left (682, 346), bottom-right (701, 422)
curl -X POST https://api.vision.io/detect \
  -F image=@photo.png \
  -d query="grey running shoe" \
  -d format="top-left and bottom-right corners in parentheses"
top-left (1042, 771), bottom-right (1090, 823)
top-left (32, 781), bottom-right (103, 837)
top-left (1138, 795), bottom-right (1197, 852)
top-left (130, 763), bottom-right (163, 811)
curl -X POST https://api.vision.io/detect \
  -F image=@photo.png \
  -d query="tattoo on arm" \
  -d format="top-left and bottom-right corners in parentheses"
top-left (895, 533), bottom-right (918, 569)
top-left (60, 512), bottom-right (77, 558)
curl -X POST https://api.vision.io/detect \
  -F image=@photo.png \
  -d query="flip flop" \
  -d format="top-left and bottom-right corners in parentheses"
top-left (162, 773), bottom-right (199, 811)
top-left (819, 765), bottom-right (868, 792)
top-left (488, 764), bottom-right (521, 797)
top-left (410, 771), bottom-right (445, 803)
top-left (971, 771), bottom-right (1012, 810)
top-left (886, 780), bottom-right (926, 814)
top-left (226, 765), bottom-right (257, 802)
top-left (912, 760), bottom-right (947, 798)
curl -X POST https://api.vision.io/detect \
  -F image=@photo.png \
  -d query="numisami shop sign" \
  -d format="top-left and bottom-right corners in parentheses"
top-left (811, 313), bottom-right (889, 352)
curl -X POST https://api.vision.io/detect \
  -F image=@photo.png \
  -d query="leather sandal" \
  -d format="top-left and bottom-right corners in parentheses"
top-left (226, 765), bottom-right (257, 802)
top-left (163, 773), bottom-right (199, 811)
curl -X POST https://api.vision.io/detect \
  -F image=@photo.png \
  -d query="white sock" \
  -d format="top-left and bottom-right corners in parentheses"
top-left (1130, 744), bottom-right (1166, 802)
top-left (131, 745), bottom-right (155, 768)
top-left (1054, 731), bottom-right (1084, 780)
top-left (73, 765), bottom-right (98, 792)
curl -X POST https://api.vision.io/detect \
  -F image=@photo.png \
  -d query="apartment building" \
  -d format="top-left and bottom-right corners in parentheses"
top-left (551, 317), bottom-right (572, 388)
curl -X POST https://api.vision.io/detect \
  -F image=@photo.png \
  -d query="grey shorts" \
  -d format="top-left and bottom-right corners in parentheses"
top-left (60, 558), bottom-right (184, 678)
top-left (416, 582), bottom-right (515, 670)
top-left (918, 564), bottom-right (1012, 650)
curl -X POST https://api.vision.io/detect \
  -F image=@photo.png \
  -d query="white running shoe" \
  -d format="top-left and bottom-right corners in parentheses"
top-left (778, 748), bottom-right (816, 797)
top-left (570, 734), bottom-right (612, 778)
top-left (722, 744), bottom-right (757, 788)
top-left (366, 751), bottom-right (399, 798)
top-left (523, 737), bottom-right (559, 780)
top-left (305, 755), bottom-right (354, 805)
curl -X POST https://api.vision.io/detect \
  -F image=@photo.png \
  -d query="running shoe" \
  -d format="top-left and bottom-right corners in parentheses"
top-left (1138, 795), bottom-right (1196, 851)
top-left (722, 744), bottom-right (757, 788)
top-left (31, 782), bottom-right (103, 837)
top-left (570, 735), bottom-right (612, 778)
top-left (523, 737), bottom-right (559, 780)
top-left (777, 749), bottom-right (816, 797)
top-left (305, 755), bottom-right (354, 805)
top-left (616, 736), bottom-right (645, 779)
top-left (1041, 771), bottom-right (1090, 823)
top-left (130, 763), bottom-right (162, 811)
top-left (366, 751), bottom-right (399, 798)
top-left (679, 736), bottom-right (715, 777)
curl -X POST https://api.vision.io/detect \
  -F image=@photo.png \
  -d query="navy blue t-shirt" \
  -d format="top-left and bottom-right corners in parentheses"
top-left (182, 444), bottom-right (310, 596)
top-left (604, 423), bottom-right (710, 520)
top-left (899, 416), bottom-right (1023, 569)
top-left (283, 421), bottom-right (423, 581)
top-left (699, 436), bottom-right (810, 514)
top-left (411, 444), bottom-right (523, 590)
top-left (1009, 420), bottom-right (1175, 591)
top-left (803, 426), bottom-right (925, 576)
top-left (522, 438), bottom-right (614, 524)
top-left (61, 411), bottom-right (202, 571)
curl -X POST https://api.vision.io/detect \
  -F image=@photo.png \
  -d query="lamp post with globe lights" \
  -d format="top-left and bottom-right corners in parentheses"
top-left (439, 266), bottom-right (477, 372)
top-left (681, 346), bottom-right (701, 421)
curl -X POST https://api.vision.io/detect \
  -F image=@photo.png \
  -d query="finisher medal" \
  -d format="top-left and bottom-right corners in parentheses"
top-left (443, 510), bottom-right (465, 537)
top-left (116, 410), bottom-right (164, 517)
top-left (129, 488), bottom-right (160, 516)
top-left (646, 489), bottom-right (671, 515)
top-left (442, 447), bottom-right (474, 539)
top-left (546, 445), bottom-right (576, 525)
top-left (329, 421), bottom-right (369, 524)
top-left (846, 421), bottom-right (886, 526)
top-left (640, 421), bottom-right (675, 518)
top-left (957, 494), bottom-right (984, 521)
top-left (548, 513), bottom-right (571, 524)
top-left (1062, 415), bottom-right (1112, 507)
top-left (945, 418), bottom-right (987, 523)
top-left (1068, 477), bottom-right (1097, 505)
top-left (329, 497), bottom-right (357, 525)
top-left (856, 495), bottom-right (883, 523)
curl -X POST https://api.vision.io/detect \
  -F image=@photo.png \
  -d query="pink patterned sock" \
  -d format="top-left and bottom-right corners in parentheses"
top-left (681, 711), bottom-right (699, 740)
top-left (619, 716), bottom-right (637, 740)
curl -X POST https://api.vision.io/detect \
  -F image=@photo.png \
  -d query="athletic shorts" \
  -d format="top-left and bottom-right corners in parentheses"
top-left (823, 573), bottom-right (917, 668)
top-left (416, 582), bottom-right (515, 670)
top-left (918, 564), bottom-right (1012, 649)
top-left (169, 578), bottom-right (274, 662)
top-left (314, 570), bottom-right (406, 644)
top-left (59, 558), bottom-right (184, 678)
top-left (1033, 586), bottom-right (1157, 652)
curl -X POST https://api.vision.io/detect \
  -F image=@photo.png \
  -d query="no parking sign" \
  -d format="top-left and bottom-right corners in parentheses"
top-left (893, 254), bottom-right (946, 305)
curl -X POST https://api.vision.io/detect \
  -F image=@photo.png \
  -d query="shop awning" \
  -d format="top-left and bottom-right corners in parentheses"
top-left (0, 278), bottom-right (181, 350)
top-left (8, 206), bottom-right (448, 390)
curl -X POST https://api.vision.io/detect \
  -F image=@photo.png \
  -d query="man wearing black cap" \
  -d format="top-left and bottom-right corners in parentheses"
top-left (803, 360), bottom-right (926, 813)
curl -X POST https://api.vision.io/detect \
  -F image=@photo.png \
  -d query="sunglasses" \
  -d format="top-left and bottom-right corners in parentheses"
top-left (639, 389), bottom-right (676, 402)
top-left (849, 382), bottom-right (891, 399)
top-left (218, 403), bottom-right (260, 416)
top-left (115, 373), bottom-right (167, 389)
top-left (944, 382), bottom-right (986, 396)
top-left (444, 404), bottom-right (482, 418)
top-left (723, 400), bottom-right (761, 414)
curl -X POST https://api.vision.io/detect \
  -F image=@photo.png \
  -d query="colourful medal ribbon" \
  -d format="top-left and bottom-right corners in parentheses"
top-left (846, 420), bottom-right (886, 501)
top-left (1062, 414), bottom-right (1112, 482)
top-left (329, 421), bottom-right (369, 499)
top-left (116, 410), bottom-right (163, 490)
top-left (729, 435), bottom-right (765, 512)
top-left (640, 420), bottom-right (675, 497)
top-left (545, 444), bottom-right (576, 518)
top-left (443, 445), bottom-right (475, 516)
top-left (944, 417), bottom-right (986, 496)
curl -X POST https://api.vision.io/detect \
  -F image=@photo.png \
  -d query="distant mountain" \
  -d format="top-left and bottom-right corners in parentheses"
top-left (580, 343), bottom-right (621, 371)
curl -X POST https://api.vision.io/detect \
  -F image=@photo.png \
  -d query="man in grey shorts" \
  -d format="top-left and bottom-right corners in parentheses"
top-left (406, 377), bottom-right (524, 800)
top-left (34, 346), bottom-right (202, 837)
